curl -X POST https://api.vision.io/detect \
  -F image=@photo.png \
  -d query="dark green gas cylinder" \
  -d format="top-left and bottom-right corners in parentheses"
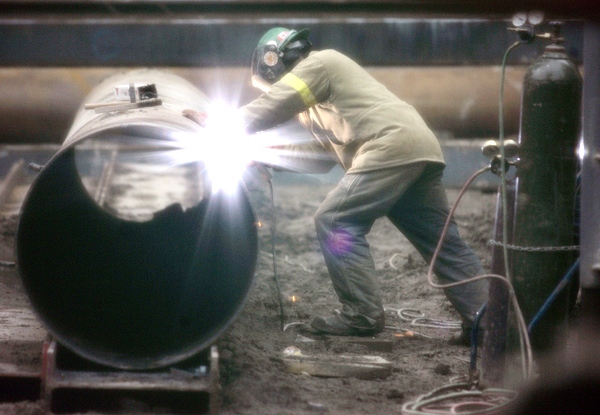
top-left (512, 23), bottom-right (582, 353)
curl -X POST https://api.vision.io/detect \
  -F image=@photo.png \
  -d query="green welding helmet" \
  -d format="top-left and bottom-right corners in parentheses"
top-left (251, 27), bottom-right (311, 87)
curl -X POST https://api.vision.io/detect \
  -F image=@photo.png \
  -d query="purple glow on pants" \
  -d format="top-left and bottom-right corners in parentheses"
top-left (326, 229), bottom-right (354, 256)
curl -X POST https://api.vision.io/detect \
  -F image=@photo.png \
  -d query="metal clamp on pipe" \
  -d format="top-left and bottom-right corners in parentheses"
top-left (84, 82), bottom-right (162, 113)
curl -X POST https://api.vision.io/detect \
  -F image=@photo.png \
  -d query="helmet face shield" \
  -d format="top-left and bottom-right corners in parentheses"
top-left (250, 27), bottom-right (311, 89)
top-left (251, 43), bottom-right (286, 85)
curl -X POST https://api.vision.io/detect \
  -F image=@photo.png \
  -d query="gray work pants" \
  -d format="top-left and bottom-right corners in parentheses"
top-left (314, 162), bottom-right (488, 329)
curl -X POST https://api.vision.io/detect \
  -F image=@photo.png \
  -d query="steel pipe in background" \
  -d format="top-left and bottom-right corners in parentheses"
top-left (16, 69), bottom-right (259, 370)
top-left (0, 66), bottom-right (525, 143)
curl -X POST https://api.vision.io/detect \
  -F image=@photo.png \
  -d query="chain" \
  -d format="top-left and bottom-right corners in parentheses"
top-left (488, 239), bottom-right (580, 252)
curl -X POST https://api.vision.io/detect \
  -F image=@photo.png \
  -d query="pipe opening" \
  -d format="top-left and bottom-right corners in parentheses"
top-left (73, 133), bottom-right (207, 223)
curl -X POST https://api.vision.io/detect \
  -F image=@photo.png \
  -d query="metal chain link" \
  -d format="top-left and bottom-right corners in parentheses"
top-left (488, 239), bottom-right (580, 252)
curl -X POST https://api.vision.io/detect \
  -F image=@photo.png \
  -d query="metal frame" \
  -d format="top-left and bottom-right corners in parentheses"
top-left (0, 0), bottom-right (597, 17)
top-left (42, 341), bottom-right (221, 414)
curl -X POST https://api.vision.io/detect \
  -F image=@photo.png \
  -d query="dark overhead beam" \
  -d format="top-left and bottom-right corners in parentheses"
top-left (0, 1), bottom-right (590, 67)
top-left (0, 1), bottom-right (598, 20)
top-left (0, 17), bottom-right (584, 67)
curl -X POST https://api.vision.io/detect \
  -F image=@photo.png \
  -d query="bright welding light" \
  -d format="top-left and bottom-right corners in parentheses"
top-left (169, 102), bottom-right (333, 191)
top-left (201, 103), bottom-right (253, 194)
top-left (171, 102), bottom-right (254, 194)
top-left (577, 137), bottom-right (587, 161)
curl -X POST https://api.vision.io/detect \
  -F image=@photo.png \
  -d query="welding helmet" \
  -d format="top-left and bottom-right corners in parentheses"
top-left (251, 27), bottom-right (312, 91)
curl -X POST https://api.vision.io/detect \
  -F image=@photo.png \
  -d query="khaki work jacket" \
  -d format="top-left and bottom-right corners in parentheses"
top-left (239, 49), bottom-right (445, 174)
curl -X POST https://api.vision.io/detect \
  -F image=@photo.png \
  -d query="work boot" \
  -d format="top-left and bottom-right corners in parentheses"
top-left (311, 313), bottom-right (384, 337)
top-left (448, 323), bottom-right (484, 347)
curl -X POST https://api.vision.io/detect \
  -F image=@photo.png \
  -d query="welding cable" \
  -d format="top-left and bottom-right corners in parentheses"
top-left (425, 40), bottom-right (534, 381)
top-left (397, 308), bottom-right (425, 321)
top-left (284, 255), bottom-right (315, 273)
top-left (494, 39), bottom-right (531, 378)
top-left (498, 41), bottom-right (522, 284)
top-left (261, 168), bottom-right (287, 331)
top-left (425, 164), bottom-right (533, 380)
top-left (403, 38), bottom-right (533, 415)
top-left (401, 385), bottom-right (518, 415)
top-left (395, 307), bottom-right (461, 328)
top-left (469, 303), bottom-right (487, 379)
top-left (388, 252), bottom-right (403, 270)
top-left (409, 317), bottom-right (461, 329)
top-left (527, 258), bottom-right (579, 335)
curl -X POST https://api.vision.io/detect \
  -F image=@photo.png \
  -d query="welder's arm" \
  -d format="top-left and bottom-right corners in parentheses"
top-left (240, 56), bottom-right (335, 172)
top-left (273, 139), bottom-right (337, 174)
top-left (239, 56), bottom-right (330, 135)
top-left (239, 84), bottom-right (310, 135)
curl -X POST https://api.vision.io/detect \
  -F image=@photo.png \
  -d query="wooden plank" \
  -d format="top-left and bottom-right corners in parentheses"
top-left (281, 350), bottom-right (392, 380)
top-left (348, 339), bottom-right (394, 352)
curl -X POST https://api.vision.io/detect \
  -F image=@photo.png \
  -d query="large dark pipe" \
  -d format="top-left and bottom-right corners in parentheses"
top-left (16, 69), bottom-right (258, 370)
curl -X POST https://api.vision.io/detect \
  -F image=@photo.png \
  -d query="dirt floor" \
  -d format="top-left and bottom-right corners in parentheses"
top-left (0, 175), bottom-right (498, 415)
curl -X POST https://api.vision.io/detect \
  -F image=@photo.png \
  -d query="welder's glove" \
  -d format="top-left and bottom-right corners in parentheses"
top-left (182, 109), bottom-right (207, 127)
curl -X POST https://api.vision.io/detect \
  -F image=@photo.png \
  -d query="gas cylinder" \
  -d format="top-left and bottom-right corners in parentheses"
top-left (511, 22), bottom-right (582, 353)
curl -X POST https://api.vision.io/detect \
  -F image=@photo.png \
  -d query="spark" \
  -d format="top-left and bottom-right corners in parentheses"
top-left (577, 137), bottom-right (586, 161)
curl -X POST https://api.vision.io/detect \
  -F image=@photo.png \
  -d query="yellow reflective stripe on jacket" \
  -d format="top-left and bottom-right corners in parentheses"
top-left (280, 73), bottom-right (317, 107)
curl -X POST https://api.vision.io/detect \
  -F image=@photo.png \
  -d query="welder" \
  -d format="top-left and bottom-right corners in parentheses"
top-left (187, 27), bottom-right (488, 345)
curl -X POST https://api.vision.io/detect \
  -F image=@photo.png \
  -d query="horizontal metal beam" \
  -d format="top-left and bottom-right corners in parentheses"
top-left (0, 1), bottom-right (598, 20)
top-left (0, 17), bottom-right (584, 67)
